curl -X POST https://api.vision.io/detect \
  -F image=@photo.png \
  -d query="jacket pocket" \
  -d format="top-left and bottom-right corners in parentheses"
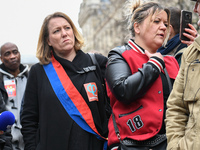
top-left (184, 115), bottom-right (196, 135)
top-left (118, 105), bottom-right (143, 118)
top-left (183, 63), bottom-right (200, 102)
top-left (178, 116), bottom-right (196, 150)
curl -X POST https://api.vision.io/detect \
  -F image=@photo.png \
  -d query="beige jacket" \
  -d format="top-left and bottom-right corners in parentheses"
top-left (166, 36), bottom-right (200, 150)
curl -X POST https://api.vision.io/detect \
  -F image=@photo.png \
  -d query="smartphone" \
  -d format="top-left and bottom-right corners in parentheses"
top-left (179, 10), bottom-right (192, 41)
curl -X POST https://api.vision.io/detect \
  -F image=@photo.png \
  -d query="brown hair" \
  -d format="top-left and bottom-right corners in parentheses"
top-left (36, 12), bottom-right (84, 65)
top-left (124, 0), bottom-right (170, 45)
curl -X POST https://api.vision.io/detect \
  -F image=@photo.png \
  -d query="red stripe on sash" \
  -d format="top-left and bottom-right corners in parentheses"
top-left (51, 56), bottom-right (106, 140)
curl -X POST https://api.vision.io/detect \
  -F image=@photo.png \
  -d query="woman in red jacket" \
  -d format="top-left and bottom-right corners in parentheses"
top-left (105, 0), bottom-right (179, 149)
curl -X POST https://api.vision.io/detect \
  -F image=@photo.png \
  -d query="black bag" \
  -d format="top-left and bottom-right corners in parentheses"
top-left (118, 143), bottom-right (147, 150)
top-left (117, 135), bottom-right (167, 150)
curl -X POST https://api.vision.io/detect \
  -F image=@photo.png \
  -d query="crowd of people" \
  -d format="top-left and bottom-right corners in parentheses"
top-left (0, 0), bottom-right (200, 150)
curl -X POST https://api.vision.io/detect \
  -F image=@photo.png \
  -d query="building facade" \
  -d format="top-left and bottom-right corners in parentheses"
top-left (78, 0), bottom-right (198, 56)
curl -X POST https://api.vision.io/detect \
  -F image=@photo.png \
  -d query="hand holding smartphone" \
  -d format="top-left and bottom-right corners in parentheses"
top-left (179, 10), bottom-right (192, 41)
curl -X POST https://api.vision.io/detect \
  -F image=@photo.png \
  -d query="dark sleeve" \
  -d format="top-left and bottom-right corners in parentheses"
top-left (0, 87), bottom-right (7, 113)
top-left (0, 128), bottom-right (13, 150)
top-left (0, 88), bottom-right (12, 150)
top-left (21, 65), bottom-right (39, 150)
top-left (105, 49), bottom-right (165, 104)
top-left (0, 100), bottom-right (6, 113)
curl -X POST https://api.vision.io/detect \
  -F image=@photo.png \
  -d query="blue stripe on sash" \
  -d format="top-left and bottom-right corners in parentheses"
top-left (43, 62), bottom-right (103, 140)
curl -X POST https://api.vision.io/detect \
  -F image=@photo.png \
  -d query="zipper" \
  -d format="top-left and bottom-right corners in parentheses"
top-left (118, 105), bottom-right (143, 118)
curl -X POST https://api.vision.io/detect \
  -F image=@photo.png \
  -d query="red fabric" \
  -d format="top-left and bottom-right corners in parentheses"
top-left (107, 49), bottom-right (179, 146)
top-left (51, 56), bottom-right (106, 139)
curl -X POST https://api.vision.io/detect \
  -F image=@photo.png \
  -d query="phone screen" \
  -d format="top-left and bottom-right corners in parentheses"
top-left (179, 10), bottom-right (192, 41)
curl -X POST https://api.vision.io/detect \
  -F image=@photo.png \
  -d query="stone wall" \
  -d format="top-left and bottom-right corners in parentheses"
top-left (78, 0), bottom-right (198, 56)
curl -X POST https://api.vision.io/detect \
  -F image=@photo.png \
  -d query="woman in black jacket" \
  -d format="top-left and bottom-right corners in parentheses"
top-left (21, 12), bottom-right (109, 150)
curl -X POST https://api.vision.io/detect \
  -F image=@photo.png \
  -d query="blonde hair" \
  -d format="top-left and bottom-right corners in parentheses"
top-left (36, 12), bottom-right (84, 65)
top-left (124, 0), bottom-right (170, 46)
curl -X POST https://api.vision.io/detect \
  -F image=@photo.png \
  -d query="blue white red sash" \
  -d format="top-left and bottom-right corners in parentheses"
top-left (43, 55), bottom-right (107, 142)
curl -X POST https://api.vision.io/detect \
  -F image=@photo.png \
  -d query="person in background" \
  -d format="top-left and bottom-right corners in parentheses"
top-left (165, 0), bottom-right (200, 149)
top-left (158, 7), bottom-right (199, 66)
top-left (105, 0), bottom-right (179, 149)
top-left (157, 7), bottom-right (187, 65)
top-left (0, 42), bottom-right (29, 150)
top-left (21, 12), bottom-right (108, 150)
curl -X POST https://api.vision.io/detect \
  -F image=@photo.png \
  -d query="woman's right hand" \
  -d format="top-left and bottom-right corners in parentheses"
top-left (145, 50), bottom-right (164, 60)
top-left (181, 23), bottom-right (198, 46)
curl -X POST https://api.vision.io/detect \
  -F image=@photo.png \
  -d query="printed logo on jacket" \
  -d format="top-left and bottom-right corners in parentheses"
top-left (84, 82), bottom-right (98, 102)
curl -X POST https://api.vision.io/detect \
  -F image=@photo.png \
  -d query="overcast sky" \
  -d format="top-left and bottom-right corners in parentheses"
top-left (0, 0), bottom-right (83, 56)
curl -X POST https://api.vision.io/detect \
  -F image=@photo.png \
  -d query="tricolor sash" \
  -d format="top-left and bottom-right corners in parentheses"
top-left (43, 55), bottom-right (107, 142)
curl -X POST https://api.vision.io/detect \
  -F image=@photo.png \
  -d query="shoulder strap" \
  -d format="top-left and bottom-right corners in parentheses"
top-left (163, 56), bottom-right (173, 92)
top-left (88, 53), bottom-right (104, 83)
top-left (163, 68), bottom-right (172, 92)
top-left (112, 112), bottom-right (122, 141)
top-left (88, 53), bottom-right (112, 119)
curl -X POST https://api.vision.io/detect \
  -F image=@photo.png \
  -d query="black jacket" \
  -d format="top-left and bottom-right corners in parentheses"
top-left (106, 44), bottom-right (165, 104)
top-left (21, 50), bottom-right (108, 150)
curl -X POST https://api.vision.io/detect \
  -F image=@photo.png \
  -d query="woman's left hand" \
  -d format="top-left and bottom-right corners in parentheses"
top-left (181, 23), bottom-right (198, 46)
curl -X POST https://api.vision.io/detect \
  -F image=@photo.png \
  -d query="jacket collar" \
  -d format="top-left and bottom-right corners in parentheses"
top-left (128, 39), bottom-right (145, 54)
top-left (193, 36), bottom-right (200, 52)
top-left (0, 64), bottom-right (29, 78)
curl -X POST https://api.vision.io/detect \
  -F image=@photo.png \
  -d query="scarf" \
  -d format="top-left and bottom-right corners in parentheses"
top-left (157, 34), bottom-right (187, 55)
